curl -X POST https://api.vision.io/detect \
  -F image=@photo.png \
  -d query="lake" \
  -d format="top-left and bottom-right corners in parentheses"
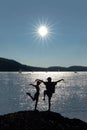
top-left (0, 72), bottom-right (87, 122)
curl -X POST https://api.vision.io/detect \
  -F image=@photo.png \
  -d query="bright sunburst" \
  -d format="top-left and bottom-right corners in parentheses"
top-left (31, 18), bottom-right (54, 44)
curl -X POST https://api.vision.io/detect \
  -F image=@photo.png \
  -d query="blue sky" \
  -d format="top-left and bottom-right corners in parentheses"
top-left (0, 0), bottom-right (87, 67)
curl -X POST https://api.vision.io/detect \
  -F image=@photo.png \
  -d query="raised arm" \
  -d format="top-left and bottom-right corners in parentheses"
top-left (29, 84), bottom-right (36, 87)
top-left (35, 79), bottom-right (44, 83)
top-left (56, 79), bottom-right (64, 83)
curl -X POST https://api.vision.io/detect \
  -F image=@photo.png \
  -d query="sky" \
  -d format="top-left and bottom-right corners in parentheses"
top-left (0, 0), bottom-right (87, 67)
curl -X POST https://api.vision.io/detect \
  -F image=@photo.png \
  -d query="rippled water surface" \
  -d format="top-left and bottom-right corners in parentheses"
top-left (0, 72), bottom-right (87, 122)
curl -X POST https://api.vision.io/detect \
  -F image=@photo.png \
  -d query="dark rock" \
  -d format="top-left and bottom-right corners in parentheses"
top-left (0, 110), bottom-right (87, 130)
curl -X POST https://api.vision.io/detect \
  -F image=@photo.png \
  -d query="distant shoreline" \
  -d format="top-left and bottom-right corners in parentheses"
top-left (0, 70), bottom-right (87, 72)
top-left (0, 57), bottom-right (87, 72)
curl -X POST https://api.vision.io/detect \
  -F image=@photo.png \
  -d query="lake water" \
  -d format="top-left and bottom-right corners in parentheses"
top-left (0, 72), bottom-right (87, 122)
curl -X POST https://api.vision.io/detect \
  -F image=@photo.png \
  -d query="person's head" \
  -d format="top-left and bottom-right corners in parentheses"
top-left (47, 77), bottom-right (52, 82)
top-left (37, 81), bottom-right (41, 85)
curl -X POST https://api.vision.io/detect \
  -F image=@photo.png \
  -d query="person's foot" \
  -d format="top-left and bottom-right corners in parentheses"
top-left (26, 92), bottom-right (31, 96)
top-left (43, 98), bottom-right (45, 101)
top-left (47, 109), bottom-right (50, 111)
top-left (34, 108), bottom-right (37, 111)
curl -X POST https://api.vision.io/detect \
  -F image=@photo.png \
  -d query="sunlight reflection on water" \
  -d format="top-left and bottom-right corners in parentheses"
top-left (0, 72), bottom-right (87, 122)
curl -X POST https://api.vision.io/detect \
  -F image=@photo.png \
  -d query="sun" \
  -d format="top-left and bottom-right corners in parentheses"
top-left (31, 18), bottom-right (55, 43)
top-left (38, 25), bottom-right (48, 37)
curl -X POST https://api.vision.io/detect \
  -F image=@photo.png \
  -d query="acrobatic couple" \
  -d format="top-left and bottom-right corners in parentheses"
top-left (26, 77), bottom-right (64, 111)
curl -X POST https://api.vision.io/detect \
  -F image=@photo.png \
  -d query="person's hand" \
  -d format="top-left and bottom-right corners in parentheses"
top-left (35, 79), bottom-right (38, 82)
top-left (29, 83), bottom-right (32, 85)
top-left (62, 79), bottom-right (64, 81)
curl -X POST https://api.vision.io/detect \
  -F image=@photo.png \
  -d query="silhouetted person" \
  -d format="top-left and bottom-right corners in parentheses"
top-left (36, 77), bottom-right (64, 111)
top-left (26, 81), bottom-right (41, 111)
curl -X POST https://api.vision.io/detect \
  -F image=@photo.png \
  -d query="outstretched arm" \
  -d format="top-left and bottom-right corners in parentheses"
top-left (29, 84), bottom-right (36, 87)
top-left (35, 79), bottom-right (44, 83)
top-left (56, 79), bottom-right (64, 83)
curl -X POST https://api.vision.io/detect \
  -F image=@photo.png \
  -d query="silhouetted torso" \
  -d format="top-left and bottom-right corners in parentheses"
top-left (44, 81), bottom-right (57, 93)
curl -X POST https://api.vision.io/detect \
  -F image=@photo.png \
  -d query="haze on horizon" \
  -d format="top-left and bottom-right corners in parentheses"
top-left (0, 0), bottom-right (87, 67)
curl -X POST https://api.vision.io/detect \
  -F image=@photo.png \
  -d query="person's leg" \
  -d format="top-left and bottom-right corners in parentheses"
top-left (47, 93), bottom-right (52, 111)
top-left (35, 98), bottom-right (38, 110)
top-left (43, 90), bottom-right (47, 100)
top-left (34, 94), bottom-right (39, 110)
top-left (26, 92), bottom-right (35, 100)
top-left (48, 96), bottom-right (51, 111)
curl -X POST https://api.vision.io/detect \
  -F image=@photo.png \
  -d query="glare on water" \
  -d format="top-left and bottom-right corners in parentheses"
top-left (0, 72), bottom-right (87, 122)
